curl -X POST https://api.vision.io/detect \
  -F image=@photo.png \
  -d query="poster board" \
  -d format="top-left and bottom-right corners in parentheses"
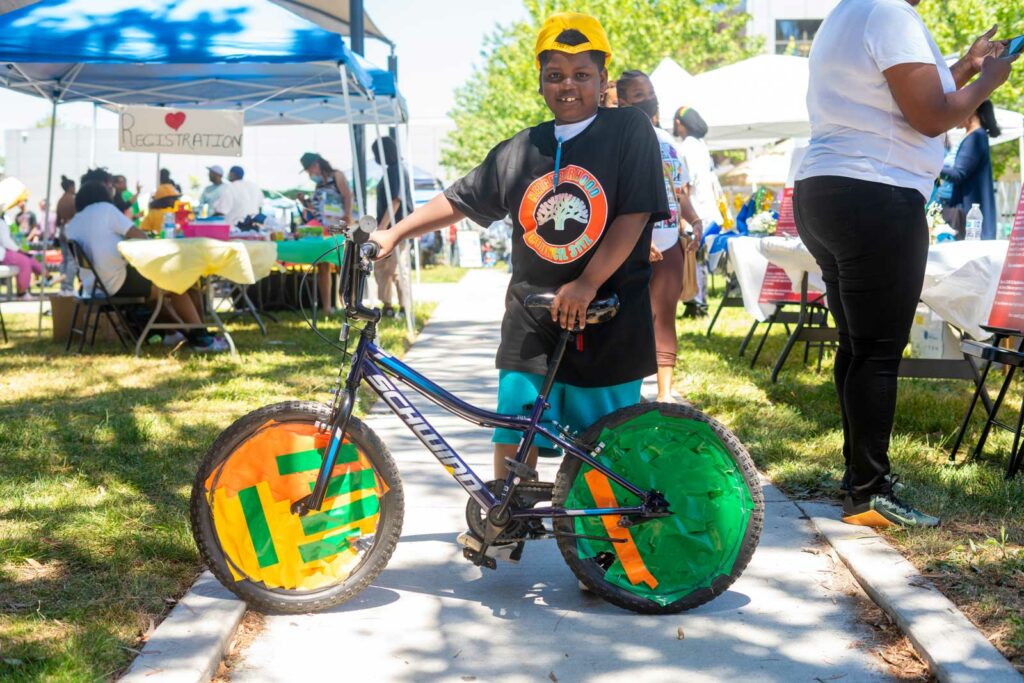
top-left (986, 185), bottom-right (1024, 331)
top-left (758, 186), bottom-right (803, 304)
top-left (119, 106), bottom-right (244, 157)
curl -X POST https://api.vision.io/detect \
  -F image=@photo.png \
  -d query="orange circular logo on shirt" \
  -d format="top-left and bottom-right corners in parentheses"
top-left (517, 165), bottom-right (608, 264)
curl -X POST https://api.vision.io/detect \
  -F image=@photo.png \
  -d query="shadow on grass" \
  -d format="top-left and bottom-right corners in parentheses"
top-left (0, 307), bottom-right (429, 681)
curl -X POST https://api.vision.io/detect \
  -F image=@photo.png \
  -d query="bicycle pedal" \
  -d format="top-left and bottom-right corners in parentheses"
top-left (462, 547), bottom-right (497, 570)
top-left (457, 532), bottom-right (521, 565)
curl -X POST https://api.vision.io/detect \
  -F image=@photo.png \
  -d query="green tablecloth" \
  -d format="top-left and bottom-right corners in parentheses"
top-left (275, 237), bottom-right (345, 266)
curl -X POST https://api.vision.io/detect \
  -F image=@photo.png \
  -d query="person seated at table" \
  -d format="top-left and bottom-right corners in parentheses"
top-left (140, 184), bottom-right (181, 233)
top-left (214, 166), bottom-right (264, 229)
top-left (66, 181), bottom-right (228, 352)
top-left (199, 165), bottom-right (227, 218)
top-left (0, 217), bottom-right (44, 298)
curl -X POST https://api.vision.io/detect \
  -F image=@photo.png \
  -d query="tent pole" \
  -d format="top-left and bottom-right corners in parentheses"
top-left (339, 65), bottom-right (365, 217)
top-left (350, 0), bottom-right (367, 215)
top-left (89, 103), bottom-right (97, 167)
top-left (37, 98), bottom-right (58, 335)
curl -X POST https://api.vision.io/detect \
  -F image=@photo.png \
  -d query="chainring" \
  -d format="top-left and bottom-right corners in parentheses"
top-left (465, 479), bottom-right (554, 543)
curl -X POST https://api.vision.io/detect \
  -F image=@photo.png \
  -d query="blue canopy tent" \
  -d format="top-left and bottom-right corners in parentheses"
top-left (0, 0), bottom-right (415, 333)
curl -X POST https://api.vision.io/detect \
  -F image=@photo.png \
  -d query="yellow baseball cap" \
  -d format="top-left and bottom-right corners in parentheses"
top-left (534, 12), bottom-right (612, 69)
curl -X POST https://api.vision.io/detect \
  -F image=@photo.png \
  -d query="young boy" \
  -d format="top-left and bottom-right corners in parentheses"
top-left (370, 12), bottom-right (667, 557)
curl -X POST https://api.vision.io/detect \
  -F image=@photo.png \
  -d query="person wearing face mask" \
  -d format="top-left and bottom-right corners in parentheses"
top-left (299, 152), bottom-right (355, 316)
top-left (794, 0), bottom-right (1017, 528)
top-left (616, 69), bottom-right (703, 402)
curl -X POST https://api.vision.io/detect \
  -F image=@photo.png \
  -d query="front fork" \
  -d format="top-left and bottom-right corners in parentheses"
top-left (291, 327), bottom-right (366, 517)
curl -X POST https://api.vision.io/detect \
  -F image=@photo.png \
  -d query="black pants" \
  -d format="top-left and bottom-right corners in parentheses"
top-left (793, 176), bottom-right (929, 501)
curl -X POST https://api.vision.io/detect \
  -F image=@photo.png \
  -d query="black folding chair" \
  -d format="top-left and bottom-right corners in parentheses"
top-left (65, 240), bottom-right (148, 353)
top-left (949, 325), bottom-right (1024, 479)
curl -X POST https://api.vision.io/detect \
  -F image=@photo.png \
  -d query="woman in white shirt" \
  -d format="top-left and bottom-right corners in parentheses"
top-left (65, 182), bottom-right (227, 352)
top-left (794, 0), bottom-right (1016, 528)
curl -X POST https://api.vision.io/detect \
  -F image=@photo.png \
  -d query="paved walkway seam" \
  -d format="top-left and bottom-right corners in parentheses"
top-left (799, 501), bottom-right (1022, 683)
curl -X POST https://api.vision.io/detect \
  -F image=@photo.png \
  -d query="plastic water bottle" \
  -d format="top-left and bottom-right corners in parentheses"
top-left (162, 212), bottom-right (176, 239)
top-left (965, 203), bottom-right (983, 241)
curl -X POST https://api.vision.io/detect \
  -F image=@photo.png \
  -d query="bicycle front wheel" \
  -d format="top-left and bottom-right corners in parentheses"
top-left (552, 402), bottom-right (763, 614)
top-left (190, 401), bottom-right (403, 614)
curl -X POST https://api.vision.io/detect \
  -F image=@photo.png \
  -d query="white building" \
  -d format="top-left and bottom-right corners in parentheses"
top-left (742, 0), bottom-right (841, 56)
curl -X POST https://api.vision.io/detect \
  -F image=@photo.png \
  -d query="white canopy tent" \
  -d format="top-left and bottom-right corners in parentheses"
top-left (651, 55), bottom-right (1024, 156)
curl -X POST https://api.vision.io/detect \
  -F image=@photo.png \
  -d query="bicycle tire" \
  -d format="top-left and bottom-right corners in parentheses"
top-left (189, 401), bottom-right (404, 614)
top-left (552, 402), bottom-right (763, 615)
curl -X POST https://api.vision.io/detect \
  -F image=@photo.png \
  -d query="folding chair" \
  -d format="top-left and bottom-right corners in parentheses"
top-left (949, 326), bottom-right (1024, 479)
top-left (705, 273), bottom-right (745, 337)
top-left (65, 240), bottom-right (148, 353)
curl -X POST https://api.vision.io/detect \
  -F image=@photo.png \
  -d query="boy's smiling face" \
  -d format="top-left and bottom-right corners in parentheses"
top-left (540, 51), bottom-right (607, 125)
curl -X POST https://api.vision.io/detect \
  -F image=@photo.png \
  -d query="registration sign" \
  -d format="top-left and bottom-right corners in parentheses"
top-left (119, 106), bottom-right (244, 157)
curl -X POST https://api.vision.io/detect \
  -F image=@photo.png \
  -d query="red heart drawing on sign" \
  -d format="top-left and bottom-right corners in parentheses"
top-left (164, 112), bottom-right (186, 131)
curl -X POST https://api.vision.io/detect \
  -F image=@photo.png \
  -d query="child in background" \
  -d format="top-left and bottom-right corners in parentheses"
top-left (369, 13), bottom-right (667, 560)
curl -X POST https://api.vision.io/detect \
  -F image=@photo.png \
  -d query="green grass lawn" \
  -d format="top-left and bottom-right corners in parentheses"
top-left (679, 293), bottom-right (1024, 667)
top-left (0, 305), bottom-right (432, 682)
top-left (415, 263), bottom-right (467, 284)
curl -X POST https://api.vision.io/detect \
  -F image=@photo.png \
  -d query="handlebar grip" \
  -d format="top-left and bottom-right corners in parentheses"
top-left (360, 242), bottom-right (380, 260)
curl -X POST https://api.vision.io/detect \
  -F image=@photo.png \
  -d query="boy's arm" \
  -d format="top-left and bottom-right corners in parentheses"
top-left (371, 193), bottom-right (465, 257)
top-left (551, 211), bottom-right (650, 330)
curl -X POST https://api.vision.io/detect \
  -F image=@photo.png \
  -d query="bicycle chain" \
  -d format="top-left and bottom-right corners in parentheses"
top-left (465, 480), bottom-right (555, 544)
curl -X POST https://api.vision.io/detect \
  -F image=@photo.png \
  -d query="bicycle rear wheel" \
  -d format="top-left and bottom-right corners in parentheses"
top-left (190, 401), bottom-right (403, 614)
top-left (552, 402), bottom-right (763, 614)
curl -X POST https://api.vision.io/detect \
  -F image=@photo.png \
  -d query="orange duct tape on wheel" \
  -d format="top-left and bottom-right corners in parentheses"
top-left (583, 469), bottom-right (658, 590)
top-left (204, 420), bottom-right (386, 591)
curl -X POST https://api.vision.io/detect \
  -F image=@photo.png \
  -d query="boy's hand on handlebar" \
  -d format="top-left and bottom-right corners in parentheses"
top-left (552, 278), bottom-right (597, 330)
top-left (370, 232), bottom-right (395, 259)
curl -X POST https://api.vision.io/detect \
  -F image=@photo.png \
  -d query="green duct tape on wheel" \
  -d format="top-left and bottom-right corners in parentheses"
top-left (564, 412), bottom-right (755, 606)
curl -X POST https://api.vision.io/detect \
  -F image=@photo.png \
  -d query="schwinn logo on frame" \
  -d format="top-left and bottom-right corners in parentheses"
top-left (366, 373), bottom-right (483, 492)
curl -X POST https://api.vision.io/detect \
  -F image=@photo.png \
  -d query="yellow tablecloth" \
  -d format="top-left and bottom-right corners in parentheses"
top-left (117, 238), bottom-right (277, 295)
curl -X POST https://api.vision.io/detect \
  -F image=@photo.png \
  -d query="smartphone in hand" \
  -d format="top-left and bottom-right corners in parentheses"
top-left (1002, 35), bottom-right (1024, 60)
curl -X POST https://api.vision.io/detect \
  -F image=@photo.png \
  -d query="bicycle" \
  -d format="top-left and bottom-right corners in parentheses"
top-left (190, 219), bottom-right (764, 615)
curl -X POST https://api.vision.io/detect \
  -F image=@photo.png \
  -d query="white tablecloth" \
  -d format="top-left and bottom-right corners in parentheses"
top-left (728, 236), bottom-right (1007, 339)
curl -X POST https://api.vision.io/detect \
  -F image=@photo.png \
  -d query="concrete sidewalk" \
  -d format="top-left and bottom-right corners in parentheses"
top-left (230, 269), bottom-right (889, 683)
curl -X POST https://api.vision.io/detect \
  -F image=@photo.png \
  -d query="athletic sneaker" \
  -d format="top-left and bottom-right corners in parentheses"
top-left (456, 531), bottom-right (523, 563)
top-left (191, 336), bottom-right (230, 353)
top-left (841, 491), bottom-right (940, 528)
top-left (162, 331), bottom-right (187, 347)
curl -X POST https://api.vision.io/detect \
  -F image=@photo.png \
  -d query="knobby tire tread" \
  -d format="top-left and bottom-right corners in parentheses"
top-left (551, 402), bottom-right (764, 615)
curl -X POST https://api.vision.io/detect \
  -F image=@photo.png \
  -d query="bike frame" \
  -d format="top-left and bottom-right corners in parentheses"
top-left (310, 326), bottom-right (650, 520)
top-left (297, 235), bottom-right (658, 522)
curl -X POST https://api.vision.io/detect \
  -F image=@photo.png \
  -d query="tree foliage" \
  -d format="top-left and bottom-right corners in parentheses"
top-left (443, 0), bottom-right (758, 175)
top-left (917, 0), bottom-right (1024, 178)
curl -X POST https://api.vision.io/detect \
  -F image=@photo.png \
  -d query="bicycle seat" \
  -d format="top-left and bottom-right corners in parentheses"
top-left (523, 292), bottom-right (620, 325)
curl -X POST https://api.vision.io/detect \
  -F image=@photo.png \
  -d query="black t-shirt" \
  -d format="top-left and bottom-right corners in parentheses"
top-left (444, 107), bottom-right (668, 387)
top-left (376, 165), bottom-right (413, 225)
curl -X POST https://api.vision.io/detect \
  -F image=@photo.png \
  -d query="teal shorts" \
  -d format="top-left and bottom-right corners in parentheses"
top-left (492, 370), bottom-right (642, 452)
